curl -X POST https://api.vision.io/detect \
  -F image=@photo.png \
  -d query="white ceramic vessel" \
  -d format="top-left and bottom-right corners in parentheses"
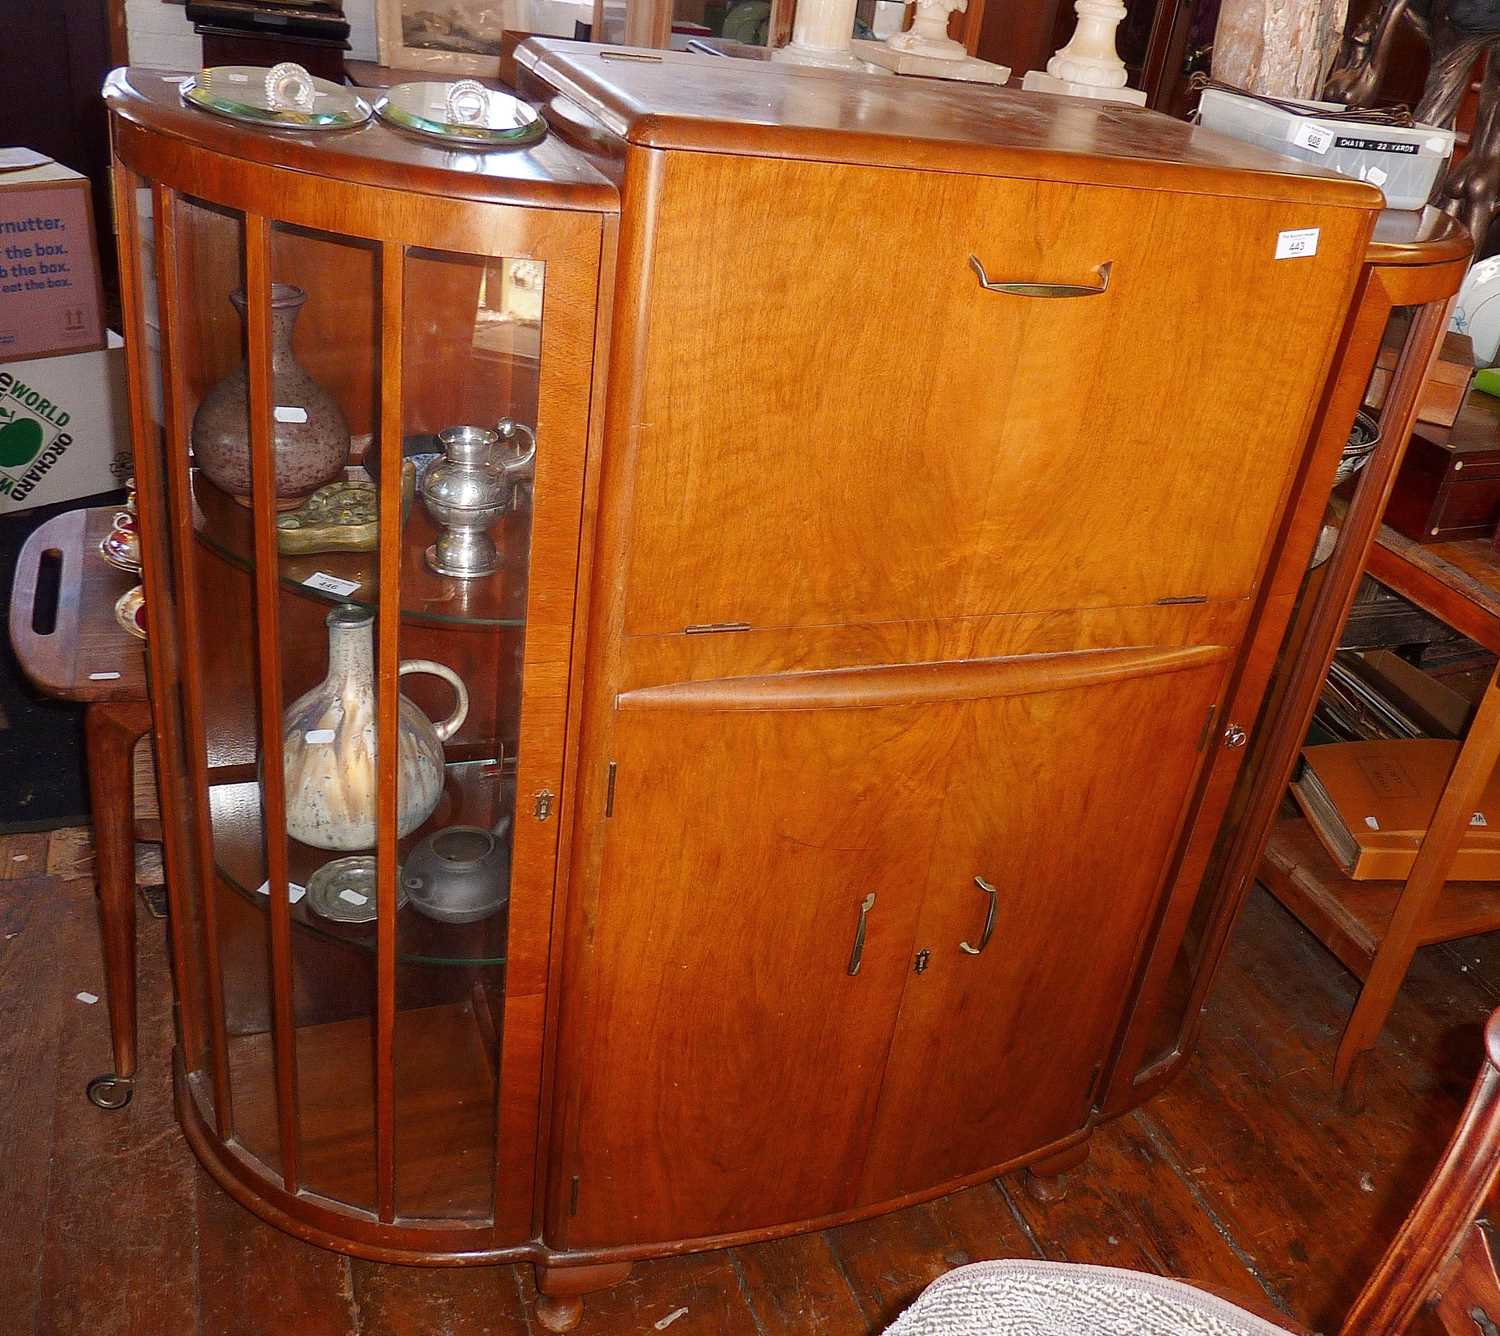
top-left (283, 605), bottom-right (469, 851)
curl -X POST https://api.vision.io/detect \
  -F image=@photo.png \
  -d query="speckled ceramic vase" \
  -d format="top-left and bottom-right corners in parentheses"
top-left (282, 605), bottom-right (469, 851)
top-left (191, 284), bottom-right (351, 507)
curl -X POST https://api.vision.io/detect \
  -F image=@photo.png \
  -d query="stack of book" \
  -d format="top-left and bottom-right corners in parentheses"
top-left (1292, 738), bottom-right (1500, 881)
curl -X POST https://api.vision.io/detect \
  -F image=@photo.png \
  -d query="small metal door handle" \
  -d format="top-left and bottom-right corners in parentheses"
top-left (847, 892), bottom-right (876, 976)
top-left (968, 255), bottom-right (1113, 298)
top-left (960, 876), bottom-right (998, 955)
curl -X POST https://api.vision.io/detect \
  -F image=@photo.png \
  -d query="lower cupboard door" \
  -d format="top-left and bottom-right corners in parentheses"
top-left (556, 644), bottom-right (1229, 1247)
top-left (857, 649), bottom-right (1229, 1204)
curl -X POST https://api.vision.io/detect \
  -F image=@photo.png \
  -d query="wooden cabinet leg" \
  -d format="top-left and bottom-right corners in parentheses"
top-left (534, 1261), bottom-right (633, 1332)
top-left (1023, 1139), bottom-right (1092, 1204)
top-left (1337, 1046), bottom-right (1372, 1115)
top-left (83, 700), bottom-right (152, 1109)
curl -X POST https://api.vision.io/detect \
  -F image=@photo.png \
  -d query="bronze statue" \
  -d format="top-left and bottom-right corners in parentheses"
top-left (1327, 0), bottom-right (1500, 246)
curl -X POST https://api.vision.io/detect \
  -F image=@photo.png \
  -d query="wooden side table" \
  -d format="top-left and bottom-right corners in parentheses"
top-left (1261, 518), bottom-right (1500, 1106)
top-left (8, 506), bottom-right (153, 1109)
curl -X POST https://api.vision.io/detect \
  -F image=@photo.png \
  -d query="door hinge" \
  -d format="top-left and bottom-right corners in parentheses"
top-left (569, 1175), bottom-right (580, 1216)
top-left (605, 761), bottom-right (617, 817)
top-left (914, 948), bottom-right (930, 975)
top-left (533, 789), bottom-right (555, 821)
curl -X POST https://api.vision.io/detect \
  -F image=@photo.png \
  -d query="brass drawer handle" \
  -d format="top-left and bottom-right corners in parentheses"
top-left (960, 876), bottom-right (998, 955)
top-left (969, 255), bottom-right (1113, 298)
top-left (848, 892), bottom-right (876, 976)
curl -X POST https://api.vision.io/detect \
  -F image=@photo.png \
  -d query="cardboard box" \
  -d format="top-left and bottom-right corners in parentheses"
top-left (0, 333), bottom-right (130, 514)
top-left (0, 152), bottom-right (106, 364)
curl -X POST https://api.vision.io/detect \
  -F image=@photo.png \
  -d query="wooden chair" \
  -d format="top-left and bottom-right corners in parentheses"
top-left (890, 1010), bottom-right (1500, 1335)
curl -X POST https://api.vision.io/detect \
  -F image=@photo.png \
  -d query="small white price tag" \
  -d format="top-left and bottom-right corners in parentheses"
top-left (338, 889), bottom-right (369, 906)
top-left (88, 671), bottom-right (122, 681)
top-left (76, 992), bottom-right (99, 1005)
top-left (303, 571), bottom-right (360, 598)
top-left (304, 728), bottom-right (336, 744)
top-left (1365, 815), bottom-right (1381, 830)
top-left (1275, 228), bottom-right (1320, 260)
top-left (274, 405), bottom-right (308, 424)
top-left (1291, 122), bottom-right (1334, 155)
top-left (254, 880), bottom-right (308, 904)
top-left (1366, 165), bottom-right (1389, 188)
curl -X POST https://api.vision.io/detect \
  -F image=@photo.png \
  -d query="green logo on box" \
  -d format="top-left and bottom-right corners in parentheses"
top-left (0, 416), bottom-right (42, 468)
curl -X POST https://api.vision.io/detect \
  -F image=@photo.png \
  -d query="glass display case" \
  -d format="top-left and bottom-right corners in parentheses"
top-left (106, 66), bottom-right (612, 1255)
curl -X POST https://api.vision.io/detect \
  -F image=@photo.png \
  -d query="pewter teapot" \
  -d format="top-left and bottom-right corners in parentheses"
top-left (420, 419), bottom-right (536, 578)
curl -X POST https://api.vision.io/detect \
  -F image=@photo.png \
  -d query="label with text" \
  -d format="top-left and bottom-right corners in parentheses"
top-left (1275, 228), bottom-right (1320, 260)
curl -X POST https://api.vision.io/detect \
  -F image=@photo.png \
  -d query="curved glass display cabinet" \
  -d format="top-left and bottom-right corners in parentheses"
top-left (105, 66), bottom-right (613, 1259)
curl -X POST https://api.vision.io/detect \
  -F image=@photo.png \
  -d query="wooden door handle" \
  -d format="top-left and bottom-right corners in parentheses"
top-left (968, 255), bottom-right (1113, 298)
top-left (960, 876), bottom-right (998, 955)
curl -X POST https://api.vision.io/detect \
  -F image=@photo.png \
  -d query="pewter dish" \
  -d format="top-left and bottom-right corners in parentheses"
top-left (306, 855), bottom-right (407, 924)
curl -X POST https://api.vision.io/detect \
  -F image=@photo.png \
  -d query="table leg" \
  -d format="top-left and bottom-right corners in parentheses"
top-left (83, 699), bottom-right (153, 1111)
top-left (1334, 661), bottom-right (1500, 1099)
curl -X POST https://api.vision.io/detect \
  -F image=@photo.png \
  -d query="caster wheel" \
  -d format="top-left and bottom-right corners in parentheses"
top-left (86, 1074), bottom-right (133, 1109)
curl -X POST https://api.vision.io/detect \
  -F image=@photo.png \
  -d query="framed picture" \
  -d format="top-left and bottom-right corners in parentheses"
top-left (376, 0), bottom-right (526, 76)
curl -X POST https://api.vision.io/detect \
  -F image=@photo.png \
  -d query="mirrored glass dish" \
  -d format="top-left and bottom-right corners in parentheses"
top-left (182, 63), bottom-right (373, 130)
top-left (373, 80), bottom-right (546, 148)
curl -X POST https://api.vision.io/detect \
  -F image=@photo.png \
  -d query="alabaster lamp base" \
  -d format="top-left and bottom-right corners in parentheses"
top-left (1021, 69), bottom-right (1147, 105)
top-left (854, 41), bottom-right (1010, 84)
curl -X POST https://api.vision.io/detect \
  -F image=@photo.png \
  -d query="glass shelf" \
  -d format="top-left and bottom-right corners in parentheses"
top-left (209, 758), bottom-right (513, 966)
top-left (190, 465), bottom-right (530, 628)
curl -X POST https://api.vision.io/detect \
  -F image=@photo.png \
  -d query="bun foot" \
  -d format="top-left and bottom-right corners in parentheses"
top-left (535, 1296), bottom-right (583, 1332)
top-left (1024, 1168), bottom-right (1072, 1203)
top-left (1022, 1140), bottom-right (1091, 1204)
top-left (534, 1260), bottom-right (631, 1331)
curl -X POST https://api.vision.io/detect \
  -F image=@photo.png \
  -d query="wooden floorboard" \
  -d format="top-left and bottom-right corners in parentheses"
top-left (4, 832), bottom-right (1499, 1333)
top-left (27, 871), bottom-right (199, 1336)
top-left (0, 879), bottom-right (72, 1336)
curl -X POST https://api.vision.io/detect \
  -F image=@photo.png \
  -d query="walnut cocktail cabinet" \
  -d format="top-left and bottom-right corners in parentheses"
top-left (108, 43), bottom-right (1403, 1328)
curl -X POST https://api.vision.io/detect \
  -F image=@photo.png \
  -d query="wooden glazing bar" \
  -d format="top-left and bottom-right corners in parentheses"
top-left (151, 181), bottom-right (234, 1133)
top-left (244, 213), bottom-right (302, 1194)
top-left (374, 242), bottom-right (404, 1224)
top-left (109, 164), bottom-right (220, 1120)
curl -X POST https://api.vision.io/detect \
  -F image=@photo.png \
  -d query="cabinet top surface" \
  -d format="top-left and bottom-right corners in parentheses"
top-left (104, 67), bottom-right (619, 213)
top-left (520, 40), bottom-right (1383, 210)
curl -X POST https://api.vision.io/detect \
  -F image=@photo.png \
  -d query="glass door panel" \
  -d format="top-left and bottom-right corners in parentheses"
top-left (167, 192), bottom-right (291, 1177)
top-left (391, 246), bottom-right (542, 1221)
top-left (119, 173), bottom-right (215, 1096)
top-left (265, 221), bottom-right (383, 1210)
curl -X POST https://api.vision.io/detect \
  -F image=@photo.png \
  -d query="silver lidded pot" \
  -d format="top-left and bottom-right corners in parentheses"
top-left (420, 419), bottom-right (536, 578)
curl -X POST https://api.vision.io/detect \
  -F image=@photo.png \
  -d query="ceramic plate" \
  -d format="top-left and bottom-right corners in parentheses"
top-left (1452, 255), bottom-right (1500, 366)
top-left (114, 585), bottom-right (146, 640)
